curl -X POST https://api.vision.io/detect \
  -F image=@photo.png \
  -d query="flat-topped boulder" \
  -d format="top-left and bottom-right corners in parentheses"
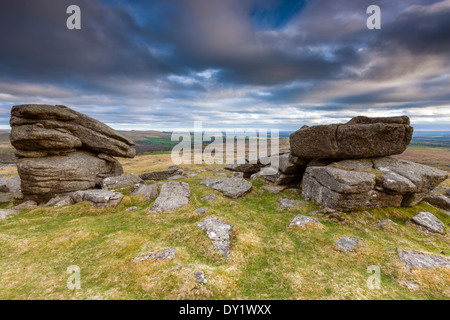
top-left (290, 116), bottom-right (413, 160)
top-left (10, 104), bottom-right (135, 158)
top-left (150, 181), bottom-right (190, 213)
top-left (199, 177), bottom-right (252, 198)
top-left (302, 157), bottom-right (448, 211)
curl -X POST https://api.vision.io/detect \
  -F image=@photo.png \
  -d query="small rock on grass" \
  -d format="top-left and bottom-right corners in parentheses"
top-left (278, 198), bottom-right (308, 209)
top-left (194, 270), bottom-right (207, 283)
top-left (127, 206), bottom-right (138, 211)
top-left (397, 248), bottom-right (450, 271)
top-left (201, 194), bottom-right (216, 201)
top-left (134, 248), bottom-right (176, 263)
top-left (198, 217), bottom-right (232, 259)
top-left (336, 236), bottom-right (363, 252)
top-left (289, 214), bottom-right (321, 228)
top-left (194, 207), bottom-right (208, 215)
top-left (11, 200), bottom-right (38, 210)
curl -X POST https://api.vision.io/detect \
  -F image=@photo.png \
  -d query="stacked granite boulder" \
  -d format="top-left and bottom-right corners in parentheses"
top-left (290, 116), bottom-right (448, 211)
top-left (10, 104), bottom-right (136, 201)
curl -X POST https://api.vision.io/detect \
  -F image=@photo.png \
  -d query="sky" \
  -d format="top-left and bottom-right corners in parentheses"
top-left (0, 0), bottom-right (450, 132)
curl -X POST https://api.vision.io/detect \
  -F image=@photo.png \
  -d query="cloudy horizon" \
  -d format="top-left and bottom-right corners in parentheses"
top-left (1, 0), bottom-right (450, 132)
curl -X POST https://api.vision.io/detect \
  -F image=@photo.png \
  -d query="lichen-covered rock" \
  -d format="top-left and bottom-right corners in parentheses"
top-left (411, 212), bottom-right (445, 234)
top-left (150, 181), bottom-right (190, 212)
top-left (290, 116), bottom-right (413, 159)
top-left (397, 248), bottom-right (450, 271)
top-left (101, 173), bottom-right (143, 189)
top-left (302, 157), bottom-right (447, 211)
top-left (17, 151), bottom-right (122, 202)
top-left (423, 193), bottom-right (450, 211)
top-left (278, 198), bottom-right (308, 208)
top-left (288, 214), bottom-right (321, 227)
top-left (335, 237), bottom-right (363, 252)
top-left (134, 248), bottom-right (176, 263)
top-left (199, 177), bottom-right (252, 198)
top-left (198, 216), bottom-right (232, 258)
top-left (130, 183), bottom-right (159, 201)
top-left (71, 189), bottom-right (123, 208)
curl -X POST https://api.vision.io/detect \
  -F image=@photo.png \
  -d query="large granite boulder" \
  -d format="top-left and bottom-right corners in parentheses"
top-left (302, 157), bottom-right (448, 211)
top-left (17, 151), bottom-right (122, 201)
top-left (290, 116), bottom-right (413, 160)
top-left (150, 181), bottom-right (190, 213)
top-left (10, 104), bottom-right (135, 201)
top-left (10, 104), bottom-right (135, 158)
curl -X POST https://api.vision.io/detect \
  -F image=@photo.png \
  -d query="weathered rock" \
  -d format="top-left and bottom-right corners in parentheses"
top-left (127, 206), bottom-right (138, 211)
top-left (194, 207), bottom-right (208, 215)
top-left (302, 157), bottom-right (448, 211)
top-left (225, 162), bottom-right (263, 178)
top-left (201, 194), bottom-right (216, 201)
top-left (72, 189), bottom-right (123, 208)
top-left (397, 248), bottom-right (450, 271)
top-left (12, 200), bottom-right (38, 210)
top-left (139, 166), bottom-right (183, 181)
top-left (278, 198), bottom-right (308, 208)
top-left (130, 183), bottom-right (159, 201)
top-left (336, 237), bottom-right (363, 252)
top-left (167, 174), bottom-right (186, 180)
top-left (423, 193), bottom-right (450, 211)
top-left (0, 209), bottom-right (18, 220)
top-left (194, 270), bottom-right (207, 283)
top-left (43, 195), bottom-right (73, 207)
top-left (411, 212), bottom-right (445, 234)
top-left (101, 174), bottom-right (143, 189)
top-left (199, 177), bottom-right (252, 198)
top-left (290, 116), bottom-right (413, 159)
top-left (150, 181), bottom-right (190, 213)
top-left (288, 214), bottom-right (321, 227)
top-left (261, 185), bottom-right (287, 194)
top-left (262, 171), bottom-right (299, 185)
top-left (0, 193), bottom-right (14, 204)
top-left (134, 248), bottom-right (176, 263)
top-left (375, 219), bottom-right (398, 229)
top-left (10, 104), bottom-right (135, 158)
top-left (17, 151), bottom-right (122, 201)
top-left (198, 217), bottom-right (232, 258)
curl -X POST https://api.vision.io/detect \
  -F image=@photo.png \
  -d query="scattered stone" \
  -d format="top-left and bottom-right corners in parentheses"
top-left (397, 248), bottom-right (450, 271)
top-left (262, 171), bottom-right (299, 185)
top-left (225, 162), bottom-right (263, 178)
top-left (198, 217), bottom-right (232, 258)
top-left (134, 248), bottom-right (176, 263)
top-left (375, 219), bottom-right (398, 229)
top-left (302, 157), bottom-right (447, 211)
top-left (329, 212), bottom-right (345, 221)
top-left (126, 206), bottom-right (138, 211)
top-left (406, 280), bottom-right (421, 291)
top-left (278, 198), bottom-right (308, 209)
top-left (131, 183), bottom-right (159, 201)
top-left (364, 211), bottom-right (373, 219)
top-left (139, 166), bottom-right (183, 181)
top-left (43, 195), bottom-right (73, 208)
top-left (287, 188), bottom-right (299, 194)
top-left (101, 173), bottom-right (143, 189)
top-left (0, 193), bottom-right (14, 204)
top-left (411, 212), bottom-right (445, 234)
top-left (336, 237), bottom-right (363, 252)
top-left (194, 270), bottom-right (207, 283)
top-left (261, 185), bottom-right (287, 194)
top-left (201, 194), bottom-right (216, 201)
top-left (0, 209), bottom-right (19, 220)
top-left (11, 200), bottom-right (38, 210)
top-left (321, 207), bottom-right (337, 214)
top-left (288, 214), bottom-right (322, 228)
top-left (423, 193), bottom-right (450, 211)
top-left (72, 189), bottom-right (124, 208)
top-left (0, 175), bottom-right (21, 194)
top-left (250, 172), bottom-right (261, 180)
top-left (290, 116), bottom-right (413, 159)
top-left (168, 174), bottom-right (185, 180)
top-left (150, 181), bottom-right (190, 213)
top-left (446, 188), bottom-right (450, 197)
top-left (199, 177), bottom-right (252, 198)
top-left (194, 207), bottom-right (208, 215)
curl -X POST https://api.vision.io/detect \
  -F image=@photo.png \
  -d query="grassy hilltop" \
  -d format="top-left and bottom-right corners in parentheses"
top-left (0, 150), bottom-right (449, 300)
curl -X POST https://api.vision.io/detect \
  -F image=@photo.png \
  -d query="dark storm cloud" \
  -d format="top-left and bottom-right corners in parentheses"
top-left (0, 0), bottom-right (449, 130)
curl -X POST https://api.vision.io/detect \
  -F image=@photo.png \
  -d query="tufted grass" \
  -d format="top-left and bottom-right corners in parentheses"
top-left (0, 154), bottom-right (449, 299)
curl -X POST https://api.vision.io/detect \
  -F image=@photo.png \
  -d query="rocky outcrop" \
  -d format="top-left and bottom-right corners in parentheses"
top-left (10, 104), bottom-right (135, 201)
top-left (302, 157), bottom-right (448, 211)
top-left (290, 116), bottom-right (413, 160)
